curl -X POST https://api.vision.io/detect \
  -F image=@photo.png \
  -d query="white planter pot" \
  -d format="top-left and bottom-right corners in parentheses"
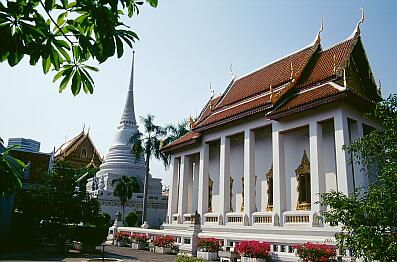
top-left (131, 242), bottom-right (146, 250)
top-left (241, 257), bottom-right (267, 262)
top-left (197, 251), bottom-right (219, 261)
top-left (155, 246), bottom-right (172, 254)
top-left (117, 241), bottom-right (128, 247)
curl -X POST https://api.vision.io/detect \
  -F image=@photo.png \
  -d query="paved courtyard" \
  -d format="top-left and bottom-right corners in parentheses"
top-left (0, 245), bottom-right (177, 262)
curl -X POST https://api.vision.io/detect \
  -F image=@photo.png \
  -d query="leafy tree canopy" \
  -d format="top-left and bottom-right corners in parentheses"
top-left (320, 95), bottom-right (397, 261)
top-left (0, 0), bottom-right (158, 96)
top-left (15, 160), bottom-right (103, 226)
top-left (0, 143), bottom-right (25, 197)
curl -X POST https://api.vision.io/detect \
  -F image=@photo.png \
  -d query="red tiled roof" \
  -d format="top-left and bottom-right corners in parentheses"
top-left (195, 93), bottom-right (272, 130)
top-left (165, 34), bottom-right (378, 152)
top-left (195, 96), bottom-right (222, 125)
top-left (216, 43), bottom-right (319, 109)
top-left (296, 38), bottom-right (357, 89)
top-left (162, 131), bottom-right (201, 152)
top-left (268, 83), bottom-right (341, 118)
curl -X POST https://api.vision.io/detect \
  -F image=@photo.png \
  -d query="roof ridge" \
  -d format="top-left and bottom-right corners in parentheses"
top-left (234, 42), bottom-right (318, 82)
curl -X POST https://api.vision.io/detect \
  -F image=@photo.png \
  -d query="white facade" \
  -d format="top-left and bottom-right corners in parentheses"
top-left (87, 55), bottom-right (167, 227)
top-left (161, 104), bottom-right (378, 259)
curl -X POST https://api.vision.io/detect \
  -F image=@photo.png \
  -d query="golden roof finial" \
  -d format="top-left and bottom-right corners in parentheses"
top-left (313, 18), bottom-right (324, 44)
top-left (269, 85), bottom-right (273, 101)
top-left (209, 82), bottom-right (215, 98)
top-left (188, 115), bottom-right (195, 130)
top-left (352, 8), bottom-right (365, 37)
top-left (159, 139), bottom-right (164, 150)
top-left (229, 64), bottom-right (236, 80)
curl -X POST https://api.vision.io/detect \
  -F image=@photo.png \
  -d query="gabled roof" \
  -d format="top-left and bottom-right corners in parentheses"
top-left (55, 130), bottom-right (101, 160)
top-left (216, 42), bottom-right (320, 109)
top-left (164, 27), bottom-right (381, 152)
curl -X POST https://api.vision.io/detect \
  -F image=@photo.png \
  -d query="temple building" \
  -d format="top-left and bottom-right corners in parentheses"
top-left (86, 54), bottom-right (167, 227)
top-left (160, 19), bottom-right (381, 259)
top-left (55, 130), bottom-right (102, 169)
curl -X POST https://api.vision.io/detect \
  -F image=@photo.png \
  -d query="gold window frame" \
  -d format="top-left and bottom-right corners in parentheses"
top-left (295, 150), bottom-right (311, 211)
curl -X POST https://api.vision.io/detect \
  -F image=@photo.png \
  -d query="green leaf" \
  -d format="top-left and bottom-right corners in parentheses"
top-left (56, 11), bottom-right (68, 26)
top-left (72, 45), bottom-right (79, 61)
top-left (44, 0), bottom-right (55, 11)
top-left (146, 0), bottom-right (158, 8)
top-left (59, 68), bottom-right (74, 93)
top-left (115, 35), bottom-right (123, 58)
top-left (50, 49), bottom-right (60, 71)
top-left (71, 69), bottom-right (81, 96)
top-left (42, 56), bottom-right (51, 74)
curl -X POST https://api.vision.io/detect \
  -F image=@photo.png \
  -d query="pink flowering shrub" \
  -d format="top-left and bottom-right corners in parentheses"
top-left (114, 232), bottom-right (131, 242)
top-left (235, 240), bottom-right (270, 259)
top-left (130, 233), bottom-right (149, 244)
top-left (153, 235), bottom-right (175, 247)
top-left (293, 242), bottom-right (336, 262)
top-left (198, 237), bottom-right (222, 252)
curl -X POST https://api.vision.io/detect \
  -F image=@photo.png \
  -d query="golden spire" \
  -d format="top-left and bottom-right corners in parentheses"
top-left (159, 139), bottom-right (164, 150)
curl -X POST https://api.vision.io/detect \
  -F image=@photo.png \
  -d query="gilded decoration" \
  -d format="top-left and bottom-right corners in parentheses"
top-left (266, 164), bottom-right (273, 211)
top-left (208, 176), bottom-right (213, 212)
top-left (295, 150), bottom-right (311, 211)
top-left (240, 176), bottom-right (244, 212)
top-left (229, 176), bottom-right (234, 212)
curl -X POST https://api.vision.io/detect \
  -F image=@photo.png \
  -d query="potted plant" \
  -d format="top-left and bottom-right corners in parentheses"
top-left (130, 233), bottom-right (149, 250)
top-left (293, 242), bottom-right (336, 262)
top-left (236, 240), bottom-right (271, 262)
top-left (153, 235), bottom-right (175, 254)
top-left (197, 237), bottom-right (221, 261)
top-left (113, 232), bottom-right (130, 247)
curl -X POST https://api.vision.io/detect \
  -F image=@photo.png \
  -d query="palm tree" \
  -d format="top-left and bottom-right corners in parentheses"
top-left (164, 119), bottom-right (189, 144)
top-left (111, 176), bottom-right (140, 222)
top-left (129, 114), bottom-right (168, 224)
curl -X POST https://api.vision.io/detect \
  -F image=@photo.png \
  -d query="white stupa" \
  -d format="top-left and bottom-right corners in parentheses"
top-left (87, 53), bottom-right (167, 226)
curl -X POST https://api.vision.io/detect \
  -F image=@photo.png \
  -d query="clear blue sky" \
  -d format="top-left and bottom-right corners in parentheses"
top-left (1, 1), bottom-right (396, 186)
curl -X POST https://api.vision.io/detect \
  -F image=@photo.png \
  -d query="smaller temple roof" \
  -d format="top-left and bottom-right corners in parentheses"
top-left (55, 130), bottom-right (101, 161)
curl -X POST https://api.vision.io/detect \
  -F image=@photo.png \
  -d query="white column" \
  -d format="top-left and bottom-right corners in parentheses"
top-left (198, 143), bottom-right (209, 223)
top-left (309, 121), bottom-right (324, 216)
top-left (167, 157), bottom-right (179, 223)
top-left (243, 130), bottom-right (255, 225)
top-left (192, 157), bottom-right (199, 213)
top-left (272, 123), bottom-right (285, 226)
top-left (219, 136), bottom-right (230, 223)
top-left (334, 109), bottom-right (353, 195)
top-left (350, 120), bottom-right (367, 188)
top-left (178, 156), bottom-right (190, 217)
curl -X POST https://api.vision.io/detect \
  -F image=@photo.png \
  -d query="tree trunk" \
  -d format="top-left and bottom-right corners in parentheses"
top-left (142, 153), bottom-right (150, 224)
top-left (122, 205), bottom-right (125, 224)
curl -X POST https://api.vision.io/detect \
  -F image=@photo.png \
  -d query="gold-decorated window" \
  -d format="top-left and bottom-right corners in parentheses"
top-left (295, 151), bottom-right (311, 210)
top-left (266, 165), bottom-right (273, 211)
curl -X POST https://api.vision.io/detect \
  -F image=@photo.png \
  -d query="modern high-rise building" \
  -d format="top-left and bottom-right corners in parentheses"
top-left (7, 138), bottom-right (40, 153)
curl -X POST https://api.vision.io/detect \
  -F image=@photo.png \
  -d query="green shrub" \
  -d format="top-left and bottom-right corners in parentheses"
top-left (67, 225), bottom-right (107, 246)
top-left (176, 254), bottom-right (203, 262)
top-left (124, 211), bottom-right (138, 227)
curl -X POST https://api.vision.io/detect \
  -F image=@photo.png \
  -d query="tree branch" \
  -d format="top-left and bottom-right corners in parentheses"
top-left (39, 0), bottom-right (76, 62)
